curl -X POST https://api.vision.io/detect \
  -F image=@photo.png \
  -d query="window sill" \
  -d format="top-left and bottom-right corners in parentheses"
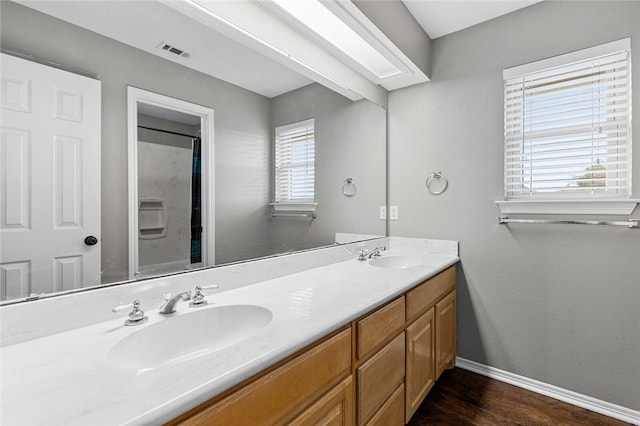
top-left (495, 200), bottom-right (639, 215)
top-left (270, 202), bottom-right (317, 218)
top-left (270, 202), bottom-right (317, 212)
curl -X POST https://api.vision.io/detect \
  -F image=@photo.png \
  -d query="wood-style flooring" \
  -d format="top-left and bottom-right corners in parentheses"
top-left (407, 368), bottom-right (629, 426)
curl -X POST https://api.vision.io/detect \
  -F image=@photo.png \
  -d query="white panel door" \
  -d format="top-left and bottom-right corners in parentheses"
top-left (0, 53), bottom-right (101, 301)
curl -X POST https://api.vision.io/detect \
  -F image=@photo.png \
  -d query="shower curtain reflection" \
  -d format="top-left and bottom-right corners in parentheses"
top-left (190, 137), bottom-right (202, 265)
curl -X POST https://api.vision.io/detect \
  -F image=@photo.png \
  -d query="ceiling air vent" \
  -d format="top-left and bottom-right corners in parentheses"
top-left (156, 42), bottom-right (191, 59)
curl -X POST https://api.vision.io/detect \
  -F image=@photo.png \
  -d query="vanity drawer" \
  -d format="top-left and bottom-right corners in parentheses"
top-left (289, 376), bottom-right (354, 426)
top-left (174, 327), bottom-right (351, 426)
top-left (356, 332), bottom-right (405, 425)
top-left (357, 297), bottom-right (405, 359)
top-left (406, 266), bottom-right (455, 321)
top-left (365, 383), bottom-right (404, 426)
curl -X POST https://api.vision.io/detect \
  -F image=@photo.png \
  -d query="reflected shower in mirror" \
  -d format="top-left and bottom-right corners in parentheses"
top-left (136, 106), bottom-right (203, 277)
top-left (0, 0), bottom-right (386, 304)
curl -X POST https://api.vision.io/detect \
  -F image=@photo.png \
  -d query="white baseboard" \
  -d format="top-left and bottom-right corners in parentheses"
top-left (455, 357), bottom-right (640, 425)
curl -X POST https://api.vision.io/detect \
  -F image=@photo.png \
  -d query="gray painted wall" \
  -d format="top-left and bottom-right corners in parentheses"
top-left (270, 83), bottom-right (386, 252)
top-left (388, 1), bottom-right (640, 410)
top-left (1, 1), bottom-right (273, 281)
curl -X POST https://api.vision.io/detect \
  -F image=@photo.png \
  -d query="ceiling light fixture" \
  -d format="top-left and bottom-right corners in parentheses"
top-left (184, 0), bottom-right (354, 96)
top-left (270, 0), bottom-right (402, 80)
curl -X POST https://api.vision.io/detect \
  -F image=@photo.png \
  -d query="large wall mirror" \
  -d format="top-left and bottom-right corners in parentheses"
top-left (0, 0), bottom-right (387, 304)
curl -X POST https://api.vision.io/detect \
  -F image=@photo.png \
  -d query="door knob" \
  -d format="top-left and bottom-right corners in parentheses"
top-left (84, 236), bottom-right (98, 246)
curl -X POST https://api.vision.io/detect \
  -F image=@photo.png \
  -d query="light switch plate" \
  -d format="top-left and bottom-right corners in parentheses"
top-left (390, 206), bottom-right (398, 220)
top-left (379, 206), bottom-right (386, 220)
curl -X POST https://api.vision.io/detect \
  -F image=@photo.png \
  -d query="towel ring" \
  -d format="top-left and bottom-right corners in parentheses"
top-left (342, 178), bottom-right (356, 197)
top-left (426, 171), bottom-right (448, 195)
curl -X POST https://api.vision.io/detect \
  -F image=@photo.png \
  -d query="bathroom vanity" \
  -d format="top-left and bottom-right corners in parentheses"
top-left (169, 266), bottom-right (456, 425)
top-left (0, 237), bottom-right (458, 425)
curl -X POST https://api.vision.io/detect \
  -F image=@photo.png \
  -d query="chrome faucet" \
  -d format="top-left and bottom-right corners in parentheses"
top-left (189, 284), bottom-right (219, 307)
top-left (159, 291), bottom-right (192, 314)
top-left (358, 246), bottom-right (387, 261)
top-left (158, 284), bottom-right (220, 314)
top-left (112, 300), bottom-right (148, 326)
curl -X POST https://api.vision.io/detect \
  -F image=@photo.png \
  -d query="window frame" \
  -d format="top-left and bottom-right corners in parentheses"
top-left (498, 38), bottom-right (638, 215)
top-left (272, 118), bottom-right (317, 212)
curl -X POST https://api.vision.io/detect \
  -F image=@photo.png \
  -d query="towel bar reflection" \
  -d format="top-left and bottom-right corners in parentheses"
top-left (271, 212), bottom-right (317, 218)
top-left (499, 217), bottom-right (639, 228)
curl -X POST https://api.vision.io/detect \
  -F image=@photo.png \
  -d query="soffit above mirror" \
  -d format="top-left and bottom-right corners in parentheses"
top-left (14, 0), bottom-right (313, 98)
top-left (14, 0), bottom-right (431, 106)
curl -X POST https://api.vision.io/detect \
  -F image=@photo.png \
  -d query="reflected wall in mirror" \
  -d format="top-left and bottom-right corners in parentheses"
top-left (0, 0), bottom-right (386, 304)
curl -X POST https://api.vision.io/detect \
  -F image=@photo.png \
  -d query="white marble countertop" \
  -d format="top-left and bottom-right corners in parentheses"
top-left (0, 239), bottom-right (458, 425)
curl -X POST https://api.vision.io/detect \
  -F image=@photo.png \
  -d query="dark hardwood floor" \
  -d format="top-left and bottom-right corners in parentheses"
top-left (408, 368), bottom-right (629, 426)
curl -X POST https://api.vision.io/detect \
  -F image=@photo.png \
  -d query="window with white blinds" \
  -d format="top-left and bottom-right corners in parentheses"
top-left (274, 119), bottom-right (315, 203)
top-left (504, 39), bottom-right (632, 200)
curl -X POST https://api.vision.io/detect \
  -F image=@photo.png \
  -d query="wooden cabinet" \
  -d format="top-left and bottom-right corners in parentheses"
top-left (169, 266), bottom-right (457, 426)
top-left (168, 328), bottom-right (351, 426)
top-left (406, 267), bottom-right (455, 321)
top-left (435, 290), bottom-right (456, 379)
top-left (405, 307), bottom-right (435, 421)
top-left (290, 377), bottom-right (354, 426)
top-left (356, 332), bottom-right (405, 425)
top-left (356, 297), bottom-right (405, 359)
top-left (364, 384), bottom-right (404, 426)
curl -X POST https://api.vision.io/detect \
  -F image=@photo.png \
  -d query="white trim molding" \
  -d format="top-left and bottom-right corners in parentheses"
top-left (456, 358), bottom-right (640, 425)
top-left (496, 200), bottom-right (640, 215)
top-left (127, 86), bottom-right (215, 280)
top-left (503, 38), bottom-right (631, 79)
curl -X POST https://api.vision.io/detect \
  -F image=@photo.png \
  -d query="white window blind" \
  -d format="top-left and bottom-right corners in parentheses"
top-left (275, 119), bottom-right (315, 203)
top-left (504, 39), bottom-right (631, 200)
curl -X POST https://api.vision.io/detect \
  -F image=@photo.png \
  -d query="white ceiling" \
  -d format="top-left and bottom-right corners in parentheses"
top-left (16, 0), bottom-right (312, 98)
top-left (15, 0), bottom-right (543, 99)
top-left (402, 0), bottom-right (543, 39)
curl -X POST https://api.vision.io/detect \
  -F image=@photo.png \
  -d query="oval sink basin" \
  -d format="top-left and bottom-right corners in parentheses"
top-left (108, 304), bottom-right (272, 370)
top-left (368, 256), bottom-right (426, 270)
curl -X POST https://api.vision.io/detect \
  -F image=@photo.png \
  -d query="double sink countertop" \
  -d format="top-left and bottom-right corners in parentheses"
top-left (0, 237), bottom-right (458, 425)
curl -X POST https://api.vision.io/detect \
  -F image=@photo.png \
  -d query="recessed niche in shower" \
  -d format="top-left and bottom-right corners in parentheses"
top-left (138, 199), bottom-right (167, 239)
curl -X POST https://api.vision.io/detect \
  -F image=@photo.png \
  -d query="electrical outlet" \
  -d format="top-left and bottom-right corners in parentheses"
top-left (390, 205), bottom-right (399, 220)
top-left (379, 206), bottom-right (387, 220)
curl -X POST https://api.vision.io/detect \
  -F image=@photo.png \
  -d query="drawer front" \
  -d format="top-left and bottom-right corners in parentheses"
top-left (177, 328), bottom-right (352, 426)
top-left (365, 384), bottom-right (405, 426)
top-left (289, 377), bottom-right (354, 426)
top-left (357, 332), bottom-right (405, 425)
top-left (357, 297), bottom-right (405, 360)
top-left (406, 266), bottom-right (455, 321)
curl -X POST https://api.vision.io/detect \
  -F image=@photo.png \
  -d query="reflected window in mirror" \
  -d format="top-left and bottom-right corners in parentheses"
top-left (274, 119), bottom-right (316, 204)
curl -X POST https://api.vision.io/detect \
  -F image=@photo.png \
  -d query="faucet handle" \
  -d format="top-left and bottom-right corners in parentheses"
top-left (357, 249), bottom-right (369, 261)
top-left (189, 284), bottom-right (219, 308)
top-left (112, 300), bottom-right (148, 326)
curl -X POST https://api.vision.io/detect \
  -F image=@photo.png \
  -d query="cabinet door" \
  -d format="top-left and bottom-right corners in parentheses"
top-left (357, 332), bottom-right (405, 425)
top-left (435, 290), bottom-right (456, 379)
top-left (290, 377), bottom-right (354, 426)
top-left (405, 307), bottom-right (435, 421)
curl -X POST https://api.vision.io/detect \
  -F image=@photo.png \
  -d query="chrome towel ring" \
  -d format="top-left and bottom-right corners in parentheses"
top-left (342, 178), bottom-right (356, 197)
top-left (426, 171), bottom-right (448, 195)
